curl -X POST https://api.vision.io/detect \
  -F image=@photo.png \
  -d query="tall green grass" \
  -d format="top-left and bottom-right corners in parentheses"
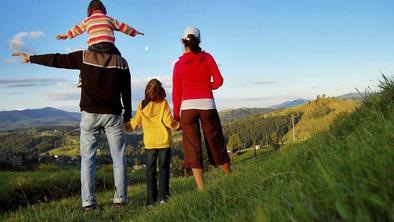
top-left (1, 76), bottom-right (393, 221)
top-left (0, 164), bottom-right (145, 213)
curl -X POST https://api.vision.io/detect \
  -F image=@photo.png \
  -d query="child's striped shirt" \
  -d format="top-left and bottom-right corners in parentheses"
top-left (66, 10), bottom-right (137, 46)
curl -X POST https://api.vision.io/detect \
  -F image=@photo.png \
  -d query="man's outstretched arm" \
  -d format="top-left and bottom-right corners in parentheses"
top-left (12, 51), bottom-right (82, 69)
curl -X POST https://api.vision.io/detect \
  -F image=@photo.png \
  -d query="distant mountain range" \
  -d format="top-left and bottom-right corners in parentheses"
top-left (0, 107), bottom-right (80, 130)
top-left (336, 92), bottom-right (364, 99)
top-left (267, 92), bottom-right (363, 109)
top-left (268, 99), bottom-right (310, 109)
top-left (0, 94), bottom-right (360, 130)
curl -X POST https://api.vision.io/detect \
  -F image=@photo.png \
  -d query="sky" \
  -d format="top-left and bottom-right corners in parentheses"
top-left (0, 0), bottom-right (393, 112)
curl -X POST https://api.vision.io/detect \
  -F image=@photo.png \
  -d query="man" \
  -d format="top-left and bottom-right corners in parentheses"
top-left (12, 49), bottom-right (132, 211)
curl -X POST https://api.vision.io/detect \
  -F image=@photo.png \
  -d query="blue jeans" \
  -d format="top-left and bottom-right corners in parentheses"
top-left (80, 111), bottom-right (128, 207)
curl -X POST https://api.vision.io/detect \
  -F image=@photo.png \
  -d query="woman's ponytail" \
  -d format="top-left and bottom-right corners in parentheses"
top-left (182, 34), bottom-right (202, 54)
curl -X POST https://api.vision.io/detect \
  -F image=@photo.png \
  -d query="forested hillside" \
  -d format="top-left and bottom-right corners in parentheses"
top-left (223, 113), bottom-right (302, 149)
top-left (222, 97), bottom-right (359, 149)
top-left (218, 107), bottom-right (274, 124)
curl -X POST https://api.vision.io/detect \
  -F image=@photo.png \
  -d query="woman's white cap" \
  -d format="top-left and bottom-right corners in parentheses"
top-left (182, 26), bottom-right (200, 41)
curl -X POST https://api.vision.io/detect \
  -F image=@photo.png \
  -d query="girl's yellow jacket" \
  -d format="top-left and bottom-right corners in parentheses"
top-left (130, 99), bottom-right (180, 149)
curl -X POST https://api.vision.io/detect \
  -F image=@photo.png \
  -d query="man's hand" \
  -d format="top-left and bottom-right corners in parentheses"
top-left (56, 34), bottom-right (68, 40)
top-left (11, 52), bottom-right (30, 63)
top-left (123, 122), bottom-right (133, 132)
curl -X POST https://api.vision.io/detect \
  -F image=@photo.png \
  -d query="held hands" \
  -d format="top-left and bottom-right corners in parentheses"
top-left (123, 122), bottom-right (133, 132)
top-left (56, 34), bottom-right (68, 40)
top-left (11, 52), bottom-right (30, 63)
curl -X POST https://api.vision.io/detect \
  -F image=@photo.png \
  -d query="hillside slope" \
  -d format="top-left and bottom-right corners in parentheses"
top-left (222, 98), bottom-right (359, 148)
top-left (263, 98), bottom-right (359, 142)
top-left (2, 76), bottom-right (393, 221)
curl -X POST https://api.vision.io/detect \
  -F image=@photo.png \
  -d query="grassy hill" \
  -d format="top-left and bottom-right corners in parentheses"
top-left (222, 97), bottom-right (359, 149)
top-left (263, 97), bottom-right (360, 142)
top-left (1, 76), bottom-right (393, 221)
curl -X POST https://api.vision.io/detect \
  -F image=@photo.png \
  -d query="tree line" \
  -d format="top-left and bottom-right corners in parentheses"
top-left (223, 112), bottom-right (303, 150)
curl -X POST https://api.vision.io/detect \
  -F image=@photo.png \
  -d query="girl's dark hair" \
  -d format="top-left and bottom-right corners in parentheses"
top-left (87, 0), bottom-right (107, 17)
top-left (182, 34), bottom-right (202, 54)
top-left (141, 79), bottom-right (166, 109)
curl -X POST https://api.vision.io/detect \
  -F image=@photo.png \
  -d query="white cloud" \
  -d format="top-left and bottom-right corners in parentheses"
top-left (44, 82), bottom-right (80, 101)
top-left (0, 56), bottom-right (21, 64)
top-left (0, 78), bottom-right (67, 88)
top-left (244, 81), bottom-right (277, 86)
top-left (9, 31), bottom-right (45, 53)
top-left (131, 75), bottom-right (172, 101)
top-left (1, 59), bottom-right (20, 63)
top-left (163, 59), bottom-right (179, 66)
top-left (144, 46), bottom-right (149, 51)
top-left (146, 75), bottom-right (172, 88)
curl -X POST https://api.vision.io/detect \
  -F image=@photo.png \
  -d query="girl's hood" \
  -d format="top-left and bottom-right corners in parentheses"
top-left (141, 101), bottom-right (161, 118)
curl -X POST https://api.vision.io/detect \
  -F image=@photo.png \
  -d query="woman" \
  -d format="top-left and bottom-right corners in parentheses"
top-left (172, 26), bottom-right (231, 190)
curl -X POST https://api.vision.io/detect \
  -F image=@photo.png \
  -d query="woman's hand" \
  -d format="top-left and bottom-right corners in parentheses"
top-left (11, 52), bottom-right (30, 63)
top-left (56, 34), bottom-right (68, 40)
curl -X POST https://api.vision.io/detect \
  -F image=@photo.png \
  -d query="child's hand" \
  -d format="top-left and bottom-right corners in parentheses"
top-left (136, 31), bottom-right (144, 36)
top-left (123, 122), bottom-right (133, 132)
top-left (56, 34), bottom-right (68, 40)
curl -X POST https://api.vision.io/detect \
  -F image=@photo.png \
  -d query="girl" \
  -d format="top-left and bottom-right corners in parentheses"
top-left (130, 79), bottom-right (180, 205)
top-left (172, 26), bottom-right (231, 190)
top-left (56, 0), bottom-right (144, 86)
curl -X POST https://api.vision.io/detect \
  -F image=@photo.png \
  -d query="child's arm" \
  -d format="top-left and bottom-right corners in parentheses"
top-left (162, 100), bottom-right (181, 130)
top-left (111, 19), bottom-right (144, 37)
top-left (57, 20), bottom-right (87, 40)
top-left (130, 104), bottom-right (142, 130)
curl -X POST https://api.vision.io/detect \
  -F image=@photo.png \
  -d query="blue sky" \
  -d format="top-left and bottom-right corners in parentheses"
top-left (1, 0), bottom-right (393, 112)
